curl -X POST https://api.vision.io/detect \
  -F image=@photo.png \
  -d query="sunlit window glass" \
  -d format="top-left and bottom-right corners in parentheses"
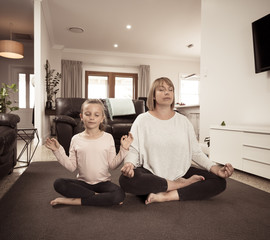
top-left (88, 76), bottom-right (108, 98)
top-left (19, 73), bottom-right (26, 108)
top-left (29, 74), bottom-right (35, 108)
top-left (180, 76), bottom-right (200, 105)
top-left (115, 77), bottom-right (132, 99)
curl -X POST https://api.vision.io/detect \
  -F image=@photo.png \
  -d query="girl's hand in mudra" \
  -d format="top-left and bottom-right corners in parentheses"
top-left (121, 162), bottom-right (135, 178)
top-left (45, 138), bottom-right (60, 151)
top-left (120, 132), bottom-right (133, 150)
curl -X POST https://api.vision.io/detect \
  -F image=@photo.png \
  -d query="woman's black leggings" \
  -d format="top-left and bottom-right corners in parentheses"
top-left (53, 178), bottom-right (125, 206)
top-left (119, 167), bottom-right (226, 201)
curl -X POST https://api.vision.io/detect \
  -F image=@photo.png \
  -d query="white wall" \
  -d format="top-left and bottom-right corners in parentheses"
top-left (34, 0), bottom-right (57, 143)
top-left (200, 0), bottom-right (270, 142)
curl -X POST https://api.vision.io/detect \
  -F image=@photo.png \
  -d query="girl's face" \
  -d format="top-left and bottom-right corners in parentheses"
top-left (154, 82), bottom-right (174, 106)
top-left (80, 103), bottom-right (105, 130)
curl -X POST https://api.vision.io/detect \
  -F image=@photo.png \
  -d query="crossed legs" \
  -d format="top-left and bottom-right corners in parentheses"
top-left (119, 167), bottom-right (226, 204)
top-left (146, 174), bottom-right (205, 204)
top-left (51, 178), bottom-right (125, 206)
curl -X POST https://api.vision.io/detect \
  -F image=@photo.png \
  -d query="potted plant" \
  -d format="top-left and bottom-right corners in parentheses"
top-left (45, 60), bottom-right (61, 109)
top-left (0, 83), bottom-right (19, 113)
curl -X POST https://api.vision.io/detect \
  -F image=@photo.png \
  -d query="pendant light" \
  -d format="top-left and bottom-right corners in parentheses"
top-left (0, 23), bottom-right (24, 59)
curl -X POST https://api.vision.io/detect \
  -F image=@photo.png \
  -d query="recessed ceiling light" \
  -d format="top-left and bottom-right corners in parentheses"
top-left (68, 27), bottom-right (84, 33)
top-left (114, 44), bottom-right (118, 48)
top-left (126, 25), bottom-right (132, 29)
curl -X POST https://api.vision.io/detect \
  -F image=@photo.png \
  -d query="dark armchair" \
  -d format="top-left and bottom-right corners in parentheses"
top-left (0, 113), bottom-right (20, 178)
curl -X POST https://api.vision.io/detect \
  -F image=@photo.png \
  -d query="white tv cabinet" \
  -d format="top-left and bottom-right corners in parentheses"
top-left (210, 125), bottom-right (270, 179)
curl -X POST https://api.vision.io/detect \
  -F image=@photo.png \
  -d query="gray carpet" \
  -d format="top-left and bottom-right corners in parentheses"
top-left (0, 161), bottom-right (269, 240)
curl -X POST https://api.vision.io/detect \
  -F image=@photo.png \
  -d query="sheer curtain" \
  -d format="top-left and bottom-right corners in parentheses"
top-left (61, 60), bottom-right (82, 97)
top-left (138, 65), bottom-right (150, 97)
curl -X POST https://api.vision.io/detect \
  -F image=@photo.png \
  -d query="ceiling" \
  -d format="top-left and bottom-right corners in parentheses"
top-left (0, 0), bottom-right (201, 60)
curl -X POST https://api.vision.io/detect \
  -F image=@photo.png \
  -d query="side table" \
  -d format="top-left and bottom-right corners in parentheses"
top-left (15, 128), bottom-right (40, 168)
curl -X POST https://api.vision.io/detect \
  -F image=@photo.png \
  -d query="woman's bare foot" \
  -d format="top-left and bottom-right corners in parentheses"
top-left (145, 190), bottom-right (179, 205)
top-left (175, 175), bottom-right (205, 188)
top-left (50, 197), bottom-right (64, 206)
top-left (50, 197), bottom-right (81, 206)
top-left (167, 174), bottom-right (205, 191)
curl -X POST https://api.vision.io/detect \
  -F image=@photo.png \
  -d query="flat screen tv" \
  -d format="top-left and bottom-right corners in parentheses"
top-left (252, 13), bottom-right (270, 73)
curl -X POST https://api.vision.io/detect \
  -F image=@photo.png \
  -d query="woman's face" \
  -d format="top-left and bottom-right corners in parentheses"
top-left (154, 82), bottom-right (174, 107)
top-left (80, 103), bottom-right (104, 130)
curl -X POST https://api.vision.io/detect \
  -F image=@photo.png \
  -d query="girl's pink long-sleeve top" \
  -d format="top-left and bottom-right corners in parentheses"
top-left (52, 132), bottom-right (128, 184)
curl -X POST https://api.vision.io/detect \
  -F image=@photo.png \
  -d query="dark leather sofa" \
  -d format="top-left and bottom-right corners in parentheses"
top-left (54, 98), bottom-right (145, 155)
top-left (0, 113), bottom-right (20, 179)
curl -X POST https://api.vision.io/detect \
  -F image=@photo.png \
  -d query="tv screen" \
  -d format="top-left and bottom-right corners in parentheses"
top-left (252, 13), bottom-right (270, 73)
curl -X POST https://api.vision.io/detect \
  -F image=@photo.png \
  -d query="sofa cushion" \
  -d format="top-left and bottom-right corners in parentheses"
top-left (0, 126), bottom-right (17, 156)
top-left (54, 115), bottom-right (77, 127)
top-left (73, 119), bottom-right (84, 135)
top-left (111, 123), bottom-right (132, 148)
top-left (112, 123), bottom-right (132, 138)
top-left (105, 98), bottom-right (136, 120)
top-left (0, 113), bottom-right (20, 128)
top-left (0, 154), bottom-right (13, 174)
top-left (107, 116), bottom-right (136, 125)
top-left (56, 98), bottom-right (86, 116)
top-left (66, 110), bottom-right (81, 118)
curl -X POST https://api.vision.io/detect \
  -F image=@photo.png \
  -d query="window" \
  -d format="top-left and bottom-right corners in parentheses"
top-left (85, 71), bottom-right (138, 99)
top-left (115, 76), bottom-right (133, 98)
top-left (18, 73), bottom-right (35, 108)
top-left (179, 74), bottom-right (199, 105)
top-left (19, 74), bottom-right (26, 108)
top-left (87, 76), bottom-right (108, 99)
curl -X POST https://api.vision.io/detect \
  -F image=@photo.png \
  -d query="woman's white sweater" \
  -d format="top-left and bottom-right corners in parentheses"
top-left (124, 112), bottom-right (215, 181)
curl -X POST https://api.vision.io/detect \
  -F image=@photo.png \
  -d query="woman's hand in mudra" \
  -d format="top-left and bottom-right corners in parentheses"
top-left (211, 163), bottom-right (234, 178)
top-left (121, 162), bottom-right (135, 178)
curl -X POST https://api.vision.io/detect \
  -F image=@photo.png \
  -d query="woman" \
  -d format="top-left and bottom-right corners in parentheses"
top-left (120, 77), bottom-right (234, 204)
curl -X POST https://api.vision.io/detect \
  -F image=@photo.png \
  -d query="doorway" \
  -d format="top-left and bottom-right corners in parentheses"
top-left (11, 66), bottom-right (34, 128)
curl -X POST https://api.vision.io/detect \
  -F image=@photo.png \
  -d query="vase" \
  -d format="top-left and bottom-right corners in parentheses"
top-left (46, 100), bottom-right (52, 109)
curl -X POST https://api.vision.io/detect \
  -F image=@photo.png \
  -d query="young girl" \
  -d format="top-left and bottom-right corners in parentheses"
top-left (46, 99), bottom-right (133, 206)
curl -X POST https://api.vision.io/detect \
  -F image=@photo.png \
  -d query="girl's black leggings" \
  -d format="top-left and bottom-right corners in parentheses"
top-left (53, 178), bottom-right (125, 206)
top-left (119, 167), bottom-right (226, 201)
